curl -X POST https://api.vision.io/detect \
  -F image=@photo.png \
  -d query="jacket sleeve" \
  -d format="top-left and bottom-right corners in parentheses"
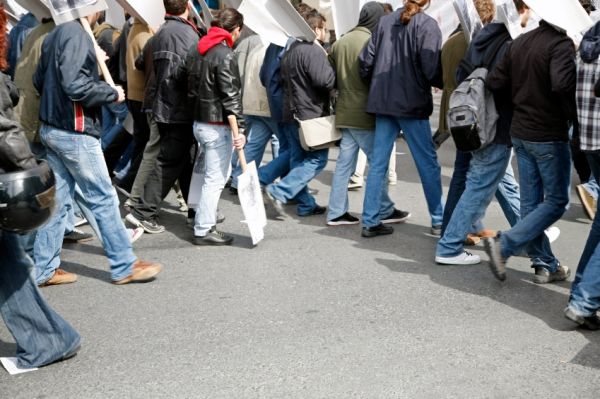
top-left (419, 19), bottom-right (443, 89)
top-left (359, 26), bottom-right (379, 81)
top-left (217, 53), bottom-right (245, 129)
top-left (58, 31), bottom-right (117, 108)
top-left (306, 45), bottom-right (336, 92)
top-left (550, 38), bottom-right (577, 120)
top-left (171, 48), bottom-right (190, 88)
top-left (486, 46), bottom-right (512, 92)
top-left (595, 77), bottom-right (600, 97)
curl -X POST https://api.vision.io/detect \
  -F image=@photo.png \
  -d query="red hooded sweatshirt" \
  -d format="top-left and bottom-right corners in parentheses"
top-left (198, 27), bottom-right (234, 55)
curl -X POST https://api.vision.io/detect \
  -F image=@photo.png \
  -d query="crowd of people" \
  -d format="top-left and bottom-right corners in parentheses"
top-left (1, 0), bottom-right (600, 371)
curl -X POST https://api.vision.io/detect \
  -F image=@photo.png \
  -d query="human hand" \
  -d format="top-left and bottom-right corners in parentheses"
top-left (233, 133), bottom-right (246, 150)
top-left (114, 85), bottom-right (126, 103)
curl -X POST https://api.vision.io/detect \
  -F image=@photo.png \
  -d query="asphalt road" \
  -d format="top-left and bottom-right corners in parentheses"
top-left (2, 116), bottom-right (599, 397)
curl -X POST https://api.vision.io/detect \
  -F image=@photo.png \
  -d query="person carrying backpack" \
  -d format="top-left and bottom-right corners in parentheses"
top-left (435, 0), bottom-right (518, 265)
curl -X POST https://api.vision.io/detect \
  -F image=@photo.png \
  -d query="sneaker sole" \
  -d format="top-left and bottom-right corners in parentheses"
top-left (483, 238), bottom-right (506, 281)
top-left (193, 239), bottom-right (234, 246)
top-left (381, 214), bottom-right (411, 224)
top-left (533, 269), bottom-right (570, 284)
top-left (327, 220), bottom-right (360, 226)
top-left (435, 256), bottom-right (481, 265)
top-left (361, 228), bottom-right (394, 238)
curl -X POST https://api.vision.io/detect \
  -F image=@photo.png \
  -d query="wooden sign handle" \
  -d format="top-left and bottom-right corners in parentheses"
top-left (228, 115), bottom-right (247, 173)
top-left (80, 17), bottom-right (116, 87)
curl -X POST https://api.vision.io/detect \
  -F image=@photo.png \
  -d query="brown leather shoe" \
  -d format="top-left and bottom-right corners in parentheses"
top-left (113, 260), bottom-right (163, 285)
top-left (39, 269), bottom-right (78, 287)
top-left (464, 234), bottom-right (481, 246)
top-left (476, 229), bottom-right (497, 238)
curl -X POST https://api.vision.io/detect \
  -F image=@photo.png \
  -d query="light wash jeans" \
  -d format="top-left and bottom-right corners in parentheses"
top-left (0, 231), bottom-right (81, 368)
top-left (362, 116), bottom-right (444, 228)
top-left (192, 122), bottom-right (232, 236)
top-left (568, 153), bottom-right (600, 316)
top-left (327, 128), bottom-right (394, 221)
top-left (35, 124), bottom-right (136, 284)
top-left (231, 115), bottom-right (279, 189)
top-left (436, 144), bottom-right (511, 257)
top-left (267, 121), bottom-right (328, 216)
top-left (500, 139), bottom-right (571, 271)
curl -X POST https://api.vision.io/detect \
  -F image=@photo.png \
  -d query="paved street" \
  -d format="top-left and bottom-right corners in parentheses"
top-left (2, 115), bottom-right (600, 397)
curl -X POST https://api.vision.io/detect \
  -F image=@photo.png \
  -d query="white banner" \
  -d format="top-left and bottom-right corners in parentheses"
top-left (47, 0), bottom-right (108, 24)
top-left (114, 0), bottom-right (164, 31)
top-left (496, 0), bottom-right (523, 39)
top-left (105, 0), bottom-right (125, 28)
top-left (15, 0), bottom-right (51, 22)
top-left (223, 0), bottom-right (242, 8)
top-left (237, 161), bottom-right (267, 246)
top-left (452, 0), bottom-right (483, 44)
top-left (524, 0), bottom-right (593, 39)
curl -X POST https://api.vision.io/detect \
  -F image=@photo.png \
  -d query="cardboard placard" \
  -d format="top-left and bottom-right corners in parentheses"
top-left (264, 0), bottom-right (316, 43)
top-left (496, 0), bottom-right (523, 39)
top-left (113, 0), bottom-right (164, 31)
top-left (238, 0), bottom-right (295, 47)
top-left (523, 0), bottom-right (593, 39)
top-left (15, 0), bottom-right (52, 22)
top-left (452, 0), bottom-right (483, 44)
top-left (105, 0), bottom-right (126, 28)
top-left (223, 0), bottom-right (241, 8)
top-left (47, 0), bottom-right (108, 25)
top-left (330, 0), bottom-right (360, 37)
top-left (195, 0), bottom-right (212, 27)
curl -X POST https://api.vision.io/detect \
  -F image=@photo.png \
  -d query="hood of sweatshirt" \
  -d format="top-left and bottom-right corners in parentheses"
top-left (198, 27), bottom-right (233, 55)
top-left (580, 21), bottom-right (600, 63)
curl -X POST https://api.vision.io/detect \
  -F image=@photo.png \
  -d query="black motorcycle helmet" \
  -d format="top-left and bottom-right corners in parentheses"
top-left (0, 160), bottom-right (56, 233)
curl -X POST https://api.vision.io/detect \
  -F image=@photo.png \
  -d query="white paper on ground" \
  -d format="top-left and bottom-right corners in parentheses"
top-left (47, 0), bottom-right (108, 24)
top-left (114, 0), bottom-right (165, 31)
top-left (105, 0), bottom-right (126, 28)
top-left (15, 0), bottom-right (52, 22)
top-left (237, 161), bottom-right (266, 246)
top-left (238, 0), bottom-right (290, 47)
top-left (1, 358), bottom-right (38, 375)
top-left (524, 0), bottom-right (593, 39)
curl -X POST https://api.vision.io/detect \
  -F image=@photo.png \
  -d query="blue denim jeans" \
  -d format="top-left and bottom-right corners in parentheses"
top-left (35, 124), bottom-right (136, 284)
top-left (0, 231), bottom-right (81, 368)
top-left (362, 116), bottom-right (443, 228)
top-left (267, 121), bottom-right (328, 215)
top-left (499, 139), bottom-right (571, 271)
top-left (101, 102), bottom-right (129, 150)
top-left (569, 153), bottom-right (600, 316)
top-left (437, 144), bottom-right (511, 257)
top-left (192, 122), bottom-right (232, 236)
top-left (231, 115), bottom-right (279, 189)
top-left (258, 121), bottom-right (290, 186)
top-left (327, 128), bottom-right (394, 221)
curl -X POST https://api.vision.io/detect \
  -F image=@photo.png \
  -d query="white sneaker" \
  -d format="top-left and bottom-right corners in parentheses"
top-left (436, 251), bottom-right (481, 265)
top-left (544, 226), bottom-right (560, 244)
top-left (73, 216), bottom-right (88, 227)
top-left (129, 227), bottom-right (144, 243)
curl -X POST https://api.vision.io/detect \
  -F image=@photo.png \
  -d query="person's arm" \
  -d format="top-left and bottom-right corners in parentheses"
top-left (59, 31), bottom-right (118, 108)
top-left (419, 19), bottom-right (443, 89)
top-left (307, 45), bottom-right (336, 92)
top-left (486, 45), bottom-right (512, 92)
top-left (358, 26), bottom-right (380, 81)
top-left (217, 52), bottom-right (245, 130)
top-left (550, 38), bottom-right (577, 120)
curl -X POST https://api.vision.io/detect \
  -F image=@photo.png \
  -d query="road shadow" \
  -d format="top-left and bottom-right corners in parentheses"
top-left (0, 338), bottom-right (16, 358)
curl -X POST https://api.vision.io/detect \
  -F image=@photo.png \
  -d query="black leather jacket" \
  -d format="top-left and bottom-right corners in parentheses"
top-left (173, 42), bottom-right (244, 128)
top-left (0, 73), bottom-right (36, 172)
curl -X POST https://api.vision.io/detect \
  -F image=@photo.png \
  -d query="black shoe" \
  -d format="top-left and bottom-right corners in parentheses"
top-left (381, 209), bottom-right (410, 224)
top-left (63, 229), bottom-right (94, 243)
top-left (362, 223), bottom-right (394, 238)
top-left (564, 307), bottom-right (600, 330)
top-left (125, 213), bottom-right (165, 234)
top-left (300, 205), bottom-right (326, 216)
top-left (264, 188), bottom-right (286, 220)
top-left (327, 212), bottom-right (360, 226)
top-left (229, 186), bottom-right (238, 195)
top-left (484, 237), bottom-right (506, 281)
top-left (225, 177), bottom-right (232, 188)
top-left (193, 228), bottom-right (233, 246)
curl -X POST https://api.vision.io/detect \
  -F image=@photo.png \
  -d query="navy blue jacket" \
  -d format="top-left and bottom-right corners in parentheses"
top-left (259, 38), bottom-right (294, 123)
top-left (7, 13), bottom-right (38, 79)
top-left (359, 9), bottom-right (442, 119)
top-left (34, 21), bottom-right (117, 138)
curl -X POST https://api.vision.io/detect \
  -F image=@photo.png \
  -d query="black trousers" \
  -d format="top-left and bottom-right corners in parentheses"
top-left (116, 100), bottom-right (150, 190)
top-left (131, 122), bottom-right (194, 222)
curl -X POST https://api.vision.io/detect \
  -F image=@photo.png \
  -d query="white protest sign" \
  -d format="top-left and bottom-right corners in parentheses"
top-left (223, 0), bottom-right (242, 8)
top-left (330, 0), bottom-right (360, 37)
top-left (452, 0), bottom-right (483, 44)
top-left (238, 0), bottom-right (293, 47)
top-left (105, 0), bottom-right (125, 28)
top-left (15, 0), bottom-right (51, 22)
top-left (47, 0), bottom-right (108, 24)
top-left (114, 0), bottom-right (164, 31)
top-left (188, 1), bottom-right (206, 30)
top-left (237, 161), bottom-right (267, 246)
top-left (265, 0), bottom-right (316, 43)
top-left (496, 0), bottom-right (523, 39)
top-left (524, 0), bottom-right (593, 39)
top-left (195, 0), bottom-right (212, 27)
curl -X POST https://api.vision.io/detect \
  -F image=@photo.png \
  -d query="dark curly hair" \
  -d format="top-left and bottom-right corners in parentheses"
top-left (0, 6), bottom-right (8, 71)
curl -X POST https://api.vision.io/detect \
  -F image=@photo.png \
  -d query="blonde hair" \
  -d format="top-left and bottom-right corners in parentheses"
top-left (474, 0), bottom-right (496, 24)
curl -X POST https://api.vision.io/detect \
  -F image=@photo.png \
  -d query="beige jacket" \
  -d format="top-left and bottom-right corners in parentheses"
top-left (242, 44), bottom-right (271, 118)
top-left (127, 19), bottom-right (153, 102)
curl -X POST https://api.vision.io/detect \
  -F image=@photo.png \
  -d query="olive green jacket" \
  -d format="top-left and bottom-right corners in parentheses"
top-left (329, 26), bottom-right (375, 131)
